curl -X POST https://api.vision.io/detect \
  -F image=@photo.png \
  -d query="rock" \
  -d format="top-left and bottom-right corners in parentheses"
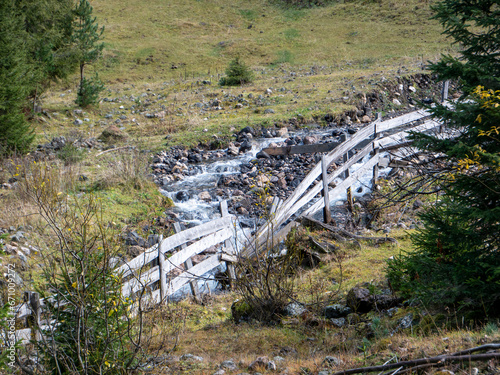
top-left (361, 115), bottom-right (371, 123)
top-left (330, 318), bottom-right (346, 328)
top-left (127, 245), bottom-right (144, 259)
top-left (256, 150), bottom-right (270, 159)
top-left (277, 127), bottom-right (288, 137)
top-left (227, 144), bottom-right (240, 156)
top-left (273, 356), bottom-right (285, 364)
top-left (231, 299), bottom-right (253, 323)
top-left (303, 136), bottom-right (317, 145)
top-left (249, 356), bottom-right (269, 371)
top-left (175, 191), bottom-right (190, 202)
top-left (318, 371), bottom-right (330, 375)
top-left (398, 313), bottom-right (413, 329)
top-left (283, 302), bottom-right (307, 317)
top-left (324, 304), bottom-right (351, 319)
top-left (323, 356), bottom-right (341, 366)
top-left (221, 360), bottom-right (237, 371)
top-left (236, 206), bottom-right (248, 215)
top-left (239, 140), bottom-right (252, 153)
top-left (11, 231), bottom-right (25, 242)
top-left (392, 98), bottom-right (402, 106)
top-left (74, 119), bottom-right (83, 126)
top-left (9, 270), bottom-right (24, 285)
top-left (212, 370), bottom-right (225, 375)
top-left (264, 108), bottom-right (275, 114)
top-left (98, 125), bottom-right (126, 142)
top-left (267, 361), bottom-right (277, 371)
top-left (413, 199), bottom-right (423, 209)
top-left (198, 191), bottom-right (211, 202)
top-left (265, 88), bottom-right (272, 95)
top-left (180, 354), bottom-right (204, 362)
top-left (124, 231), bottom-right (147, 248)
top-left (408, 86), bottom-right (416, 93)
top-left (239, 126), bottom-right (256, 136)
top-left (346, 286), bottom-right (373, 313)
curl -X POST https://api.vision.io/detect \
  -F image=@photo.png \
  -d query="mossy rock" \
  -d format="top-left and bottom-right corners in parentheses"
top-left (231, 299), bottom-right (254, 323)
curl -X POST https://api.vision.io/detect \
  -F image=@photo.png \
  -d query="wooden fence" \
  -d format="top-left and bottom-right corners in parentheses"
top-left (10, 100), bottom-right (449, 341)
top-left (245, 105), bottom-right (446, 256)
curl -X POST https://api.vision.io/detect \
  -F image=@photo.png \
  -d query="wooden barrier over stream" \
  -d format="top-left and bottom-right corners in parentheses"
top-left (11, 99), bottom-right (451, 341)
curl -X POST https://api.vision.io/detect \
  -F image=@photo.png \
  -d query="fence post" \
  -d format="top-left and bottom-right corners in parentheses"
top-left (173, 222), bottom-right (200, 302)
top-left (341, 133), bottom-right (353, 212)
top-left (441, 80), bottom-right (449, 103)
top-left (157, 235), bottom-right (167, 303)
top-left (24, 291), bottom-right (41, 341)
top-left (219, 200), bottom-right (236, 286)
top-left (321, 155), bottom-right (332, 224)
top-left (372, 114), bottom-right (381, 187)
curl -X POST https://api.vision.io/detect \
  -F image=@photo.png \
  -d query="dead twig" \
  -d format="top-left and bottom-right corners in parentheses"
top-left (333, 347), bottom-right (500, 375)
top-left (301, 216), bottom-right (398, 245)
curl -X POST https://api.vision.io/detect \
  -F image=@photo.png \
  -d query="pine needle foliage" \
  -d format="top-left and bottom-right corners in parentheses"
top-left (387, 0), bottom-right (500, 317)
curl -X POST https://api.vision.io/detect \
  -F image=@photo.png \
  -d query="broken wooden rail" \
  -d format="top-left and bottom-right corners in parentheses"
top-left (244, 105), bottom-right (447, 257)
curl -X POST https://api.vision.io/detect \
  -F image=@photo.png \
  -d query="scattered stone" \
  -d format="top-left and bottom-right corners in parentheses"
top-left (267, 361), bottom-right (277, 371)
top-left (221, 360), bottom-right (237, 371)
top-left (323, 356), bottom-right (341, 367)
top-left (198, 191), bottom-right (211, 202)
top-left (124, 231), bottom-right (147, 248)
top-left (98, 125), bottom-right (126, 142)
top-left (330, 318), bottom-right (346, 328)
top-left (256, 150), bottom-right (270, 159)
top-left (346, 286), bottom-right (373, 313)
top-left (392, 98), bottom-right (402, 106)
top-left (249, 356), bottom-right (269, 371)
top-left (324, 304), bottom-right (352, 319)
top-left (264, 108), bottom-right (275, 114)
top-left (303, 136), bottom-right (317, 145)
top-left (180, 354), bottom-right (204, 362)
top-left (283, 302), bottom-right (307, 317)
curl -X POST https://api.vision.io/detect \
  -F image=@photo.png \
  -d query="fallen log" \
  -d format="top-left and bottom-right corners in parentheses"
top-left (333, 352), bottom-right (500, 375)
top-left (301, 216), bottom-right (398, 245)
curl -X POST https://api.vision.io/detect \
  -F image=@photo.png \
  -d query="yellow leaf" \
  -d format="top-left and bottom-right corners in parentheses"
top-left (72, 282), bottom-right (77, 288)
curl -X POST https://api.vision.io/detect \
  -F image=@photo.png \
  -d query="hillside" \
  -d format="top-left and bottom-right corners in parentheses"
top-left (1, 0), bottom-right (499, 374)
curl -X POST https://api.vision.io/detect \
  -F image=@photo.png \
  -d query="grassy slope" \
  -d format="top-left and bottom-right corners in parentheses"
top-left (36, 0), bottom-right (454, 152)
top-left (4, 1), bottom-right (496, 373)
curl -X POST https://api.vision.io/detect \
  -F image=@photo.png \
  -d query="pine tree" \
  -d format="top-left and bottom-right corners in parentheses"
top-left (72, 0), bottom-right (105, 107)
top-left (387, 0), bottom-right (500, 316)
top-left (0, 0), bottom-right (34, 155)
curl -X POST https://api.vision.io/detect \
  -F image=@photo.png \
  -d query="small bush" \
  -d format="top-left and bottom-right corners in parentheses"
top-left (57, 144), bottom-right (86, 165)
top-left (219, 57), bottom-right (254, 86)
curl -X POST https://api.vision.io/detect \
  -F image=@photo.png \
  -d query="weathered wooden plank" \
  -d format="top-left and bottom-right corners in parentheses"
top-left (163, 227), bottom-right (233, 274)
top-left (158, 235), bottom-right (167, 302)
top-left (377, 109), bottom-right (431, 133)
top-left (377, 119), bottom-right (441, 150)
top-left (173, 223), bottom-right (200, 301)
top-left (117, 215), bottom-right (234, 277)
top-left (321, 155), bottom-right (331, 224)
top-left (150, 254), bottom-right (222, 301)
top-left (262, 142), bottom-right (341, 156)
top-left (302, 153), bottom-right (381, 217)
top-left (220, 200), bottom-right (237, 283)
top-left (122, 265), bottom-right (160, 297)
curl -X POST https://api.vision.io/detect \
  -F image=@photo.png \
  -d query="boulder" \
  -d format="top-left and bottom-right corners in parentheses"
top-left (98, 125), bottom-right (126, 142)
top-left (346, 286), bottom-right (373, 313)
top-left (323, 304), bottom-right (352, 319)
